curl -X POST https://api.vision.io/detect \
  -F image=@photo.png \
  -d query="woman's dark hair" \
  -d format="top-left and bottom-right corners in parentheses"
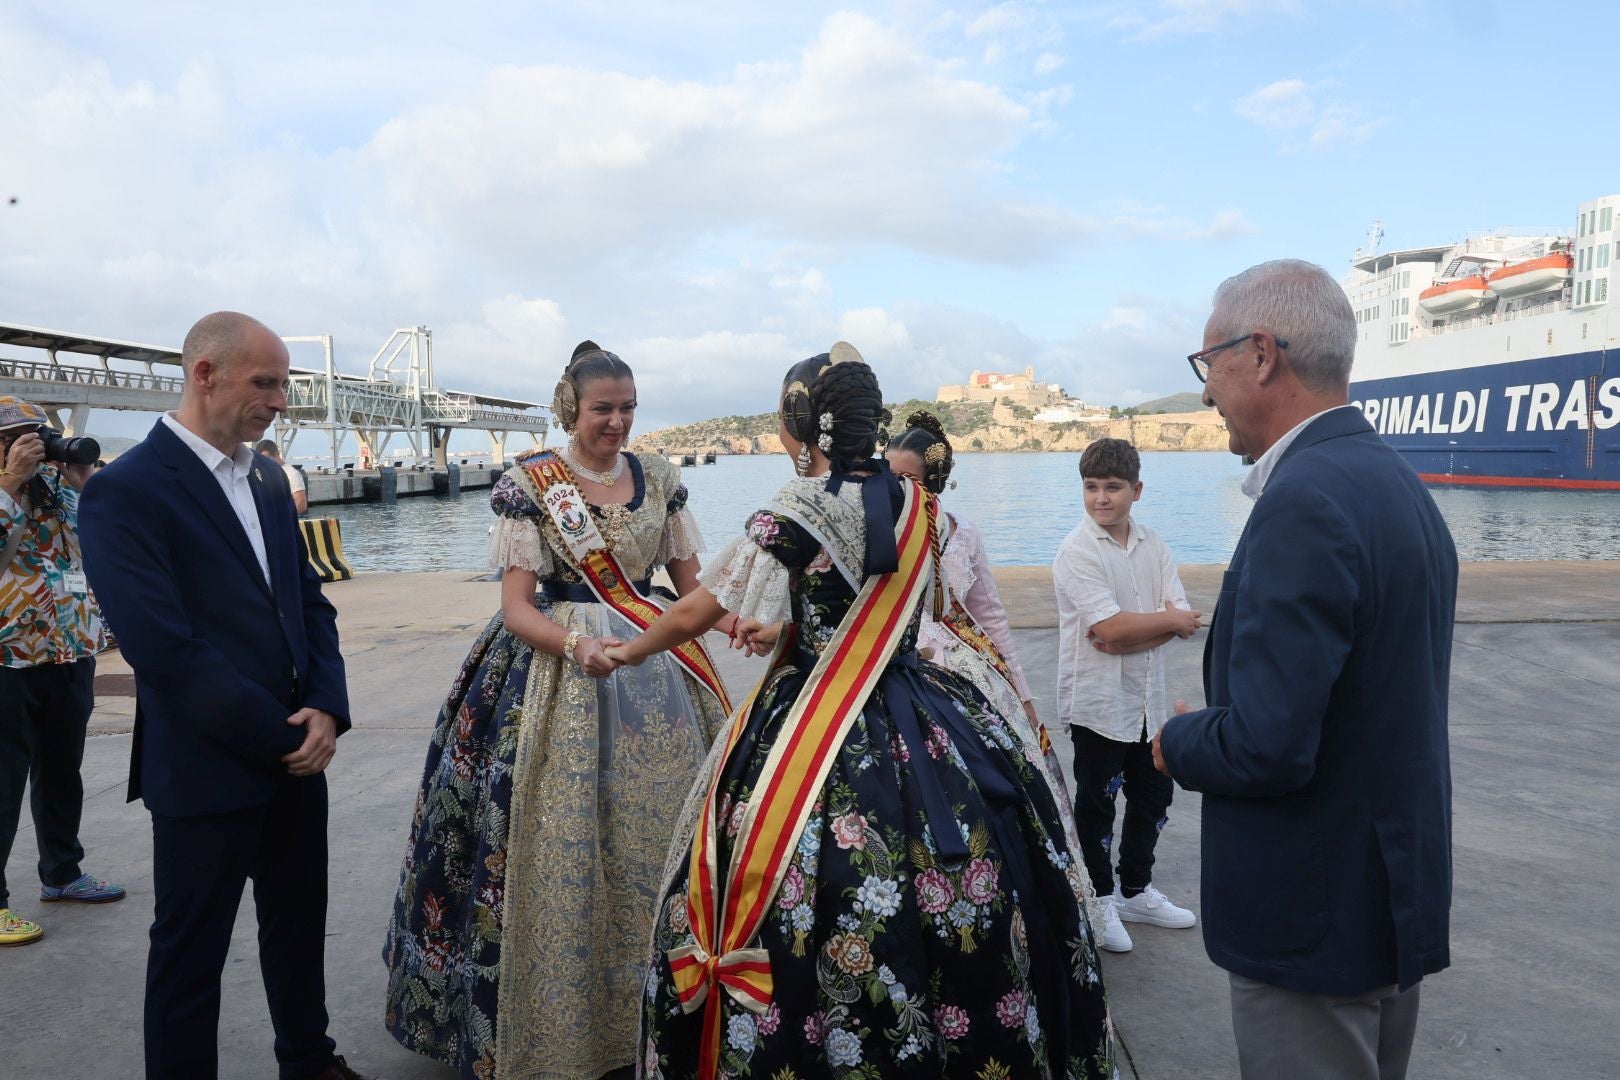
top-left (780, 343), bottom-right (890, 463)
top-left (553, 340), bottom-right (634, 431)
top-left (889, 410), bottom-right (954, 494)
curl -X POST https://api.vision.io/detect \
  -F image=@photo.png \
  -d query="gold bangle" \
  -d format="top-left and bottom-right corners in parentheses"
top-left (561, 630), bottom-right (583, 664)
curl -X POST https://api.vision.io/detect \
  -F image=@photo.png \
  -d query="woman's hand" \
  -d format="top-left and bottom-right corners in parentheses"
top-left (732, 619), bottom-right (781, 657)
top-left (574, 636), bottom-right (624, 678)
top-left (603, 641), bottom-right (644, 668)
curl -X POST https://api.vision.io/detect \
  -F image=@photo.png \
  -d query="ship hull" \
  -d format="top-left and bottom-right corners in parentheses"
top-left (1350, 348), bottom-right (1620, 490)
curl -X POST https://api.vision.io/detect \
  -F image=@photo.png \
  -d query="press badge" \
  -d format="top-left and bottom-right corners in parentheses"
top-left (57, 570), bottom-right (89, 596)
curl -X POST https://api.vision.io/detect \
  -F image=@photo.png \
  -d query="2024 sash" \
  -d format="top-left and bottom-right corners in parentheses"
top-left (668, 479), bottom-right (936, 1080)
top-left (520, 451), bottom-right (731, 713)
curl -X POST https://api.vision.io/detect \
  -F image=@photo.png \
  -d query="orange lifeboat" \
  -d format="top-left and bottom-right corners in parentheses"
top-left (1418, 274), bottom-right (1491, 315)
top-left (1486, 252), bottom-right (1574, 300)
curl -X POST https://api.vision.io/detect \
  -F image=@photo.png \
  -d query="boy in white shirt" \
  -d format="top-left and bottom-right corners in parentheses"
top-left (1054, 438), bottom-right (1201, 953)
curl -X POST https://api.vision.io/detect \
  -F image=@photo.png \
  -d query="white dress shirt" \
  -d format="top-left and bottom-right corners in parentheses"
top-left (1240, 404), bottom-right (1363, 501)
top-left (161, 414), bottom-right (271, 586)
top-left (1053, 515), bottom-right (1188, 741)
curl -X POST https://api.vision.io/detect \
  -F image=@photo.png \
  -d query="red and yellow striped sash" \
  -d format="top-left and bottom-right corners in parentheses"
top-left (520, 453), bottom-right (731, 713)
top-left (671, 480), bottom-right (935, 1079)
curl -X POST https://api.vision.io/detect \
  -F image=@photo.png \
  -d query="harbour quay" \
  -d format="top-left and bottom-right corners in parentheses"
top-left (9, 560), bottom-right (1616, 1079)
top-left (302, 461), bottom-right (507, 505)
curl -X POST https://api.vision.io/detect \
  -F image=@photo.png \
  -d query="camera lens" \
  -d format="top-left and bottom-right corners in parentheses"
top-left (42, 431), bottom-right (101, 465)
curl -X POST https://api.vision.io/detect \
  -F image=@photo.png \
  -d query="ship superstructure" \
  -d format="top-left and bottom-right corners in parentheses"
top-left (1345, 195), bottom-right (1618, 489)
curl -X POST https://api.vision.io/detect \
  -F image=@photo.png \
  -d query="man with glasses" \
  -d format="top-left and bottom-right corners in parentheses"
top-left (1157, 260), bottom-right (1457, 1079)
top-left (0, 397), bottom-right (124, 948)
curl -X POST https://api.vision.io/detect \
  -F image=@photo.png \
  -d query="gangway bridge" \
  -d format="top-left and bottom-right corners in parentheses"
top-left (0, 322), bottom-right (549, 467)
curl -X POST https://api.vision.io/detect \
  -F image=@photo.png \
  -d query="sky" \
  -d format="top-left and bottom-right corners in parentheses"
top-left (3, 0), bottom-right (1618, 440)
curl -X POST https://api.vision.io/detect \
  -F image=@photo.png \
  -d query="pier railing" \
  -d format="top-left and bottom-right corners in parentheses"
top-left (0, 356), bottom-right (185, 394)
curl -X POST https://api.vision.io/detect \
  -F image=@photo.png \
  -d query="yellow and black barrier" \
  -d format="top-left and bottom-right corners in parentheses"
top-left (299, 517), bottom-right (354, 582)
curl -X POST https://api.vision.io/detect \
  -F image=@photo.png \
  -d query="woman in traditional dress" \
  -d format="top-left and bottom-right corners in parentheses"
top-left (887, 412), bottom-right (1100, 937)
top-left (382, 342), bottom-right (734, 1080)
top-left (607, 346), bottom-right (1113, 1080)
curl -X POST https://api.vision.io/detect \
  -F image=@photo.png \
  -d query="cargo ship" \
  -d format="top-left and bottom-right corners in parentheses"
top-left (1345, 194), bottom-right (1618, 489)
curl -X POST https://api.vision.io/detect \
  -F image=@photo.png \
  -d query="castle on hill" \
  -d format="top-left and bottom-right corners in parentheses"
top-left (936, 366), bottom-right (1064, 409)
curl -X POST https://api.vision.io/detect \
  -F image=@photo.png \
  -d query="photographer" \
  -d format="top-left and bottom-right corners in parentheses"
top-left (0, 396), bottom-right (123, 948)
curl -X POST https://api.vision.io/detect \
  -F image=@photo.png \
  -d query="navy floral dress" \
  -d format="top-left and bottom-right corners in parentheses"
top-left (640, 476), bottom-right (1113, 1080)
top-left (384, 453), bottom-right (725, 1080)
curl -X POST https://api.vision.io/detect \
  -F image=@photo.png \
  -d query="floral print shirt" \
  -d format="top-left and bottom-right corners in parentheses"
top-left (0, 464), bottom-right (107, 668)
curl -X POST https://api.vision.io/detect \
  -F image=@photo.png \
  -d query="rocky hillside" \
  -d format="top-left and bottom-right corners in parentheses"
top-left (635, 397), bottom-right (1226, 455)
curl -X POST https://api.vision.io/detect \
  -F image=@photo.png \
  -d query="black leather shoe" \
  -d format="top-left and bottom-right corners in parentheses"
top-left (308, 1055), bottom-right (372, 1080)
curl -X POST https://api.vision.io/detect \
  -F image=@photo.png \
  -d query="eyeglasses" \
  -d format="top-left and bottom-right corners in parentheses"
top-left (1187, 332), bottom-right (1288, 383)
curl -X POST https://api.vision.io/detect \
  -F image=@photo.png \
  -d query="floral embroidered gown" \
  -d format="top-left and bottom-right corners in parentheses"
top-left (641, 475), bottom-right (1114, 1080)
top-left (383, 452), bottom-right (727, 1080)
top-left (918, 512), bottom-right (1101, 936)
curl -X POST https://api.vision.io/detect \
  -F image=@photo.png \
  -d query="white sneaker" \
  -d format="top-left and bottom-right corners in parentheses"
top-left (1097, 895), bottom-right (1134, 953)
top-left (1114, 884), bottom-right (1197, 929)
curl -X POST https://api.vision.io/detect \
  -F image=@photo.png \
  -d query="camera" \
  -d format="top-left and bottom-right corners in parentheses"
top-left (41, 430), bottom-right (100, 466)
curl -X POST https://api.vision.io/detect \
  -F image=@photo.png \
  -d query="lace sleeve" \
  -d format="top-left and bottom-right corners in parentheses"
top-left (957, 520), bottom-right (1032, 701)
top-left (489, 515), bottom-right (553, 576)
top-left (654, 483), bottom-right (705, 565)
top-left (487, 471), bottom-right (552, 575)
top-left (698, 533), bottom-right (792, 622)
top-left (698, 509), bottom-right (810, 622)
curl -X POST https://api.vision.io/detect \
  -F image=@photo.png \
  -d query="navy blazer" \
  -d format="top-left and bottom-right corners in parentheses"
top-left (1160, 407), bottom-right (1456, 996)
top-left (79, 420), bottom-right (349, 818)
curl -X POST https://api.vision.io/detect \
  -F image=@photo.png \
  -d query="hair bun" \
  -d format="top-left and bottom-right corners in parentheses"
top-left (571, 340), bottom-right (602, 361)
top-left (904, 410), bottom-right (945, 438)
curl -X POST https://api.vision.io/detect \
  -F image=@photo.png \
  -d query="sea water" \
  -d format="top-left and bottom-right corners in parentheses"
top-left (316, 451), bottom-right (1620, 573)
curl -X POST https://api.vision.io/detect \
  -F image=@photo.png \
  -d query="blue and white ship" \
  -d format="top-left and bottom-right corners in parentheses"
top-left (1346, 194), bottom-right (1618, 490)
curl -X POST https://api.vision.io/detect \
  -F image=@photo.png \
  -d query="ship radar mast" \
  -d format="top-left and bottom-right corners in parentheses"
top-left (1351, 219), bottom-right (1385, 262)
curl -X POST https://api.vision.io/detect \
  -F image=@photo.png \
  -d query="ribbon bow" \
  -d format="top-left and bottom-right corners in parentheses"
top-left (668, 942), bottom-right (774, 1015)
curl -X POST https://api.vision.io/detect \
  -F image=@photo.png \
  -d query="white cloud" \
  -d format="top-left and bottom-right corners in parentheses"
top-left (967, 2), bottom-right (1034, 39)
top-left (1034, 51), bottom-right (1066, 75)
top-left (0, 13), bottom-right (1240, 434)
top-left (362, 13), bottom-right (1090, 267)
top-left (1105, 0), bottom-right (1304, 39)
top-left (1235, 78), bottom-right (1385, 150)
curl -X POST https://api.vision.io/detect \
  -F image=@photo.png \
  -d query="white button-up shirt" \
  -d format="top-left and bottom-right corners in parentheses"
top-left (161, 414), bottom-right (271, 586)
top-left (1053, 515), bottom-right (1188, 741)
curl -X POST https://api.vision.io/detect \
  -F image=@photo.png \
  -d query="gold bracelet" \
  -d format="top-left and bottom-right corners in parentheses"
top-left (561, 630), bottom-right (583, 665)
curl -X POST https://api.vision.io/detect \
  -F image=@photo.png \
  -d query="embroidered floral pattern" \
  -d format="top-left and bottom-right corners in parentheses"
top-left (641, 478), bottom-right (1113, 1079)
top-left (384, 453), bottom-right (725, 1079)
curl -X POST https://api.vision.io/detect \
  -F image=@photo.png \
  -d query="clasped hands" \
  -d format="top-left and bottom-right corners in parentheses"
top-left (574, 635), bottom-right (625, 677)
top-left (600, 618), bottom-right (778, 671)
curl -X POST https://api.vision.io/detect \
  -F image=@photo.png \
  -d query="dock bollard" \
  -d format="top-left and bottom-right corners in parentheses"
top-left (299, 518), bottom-right (355, 582)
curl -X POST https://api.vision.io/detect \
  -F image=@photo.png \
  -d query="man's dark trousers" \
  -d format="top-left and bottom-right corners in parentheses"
top-left (146, 773), bottom-right (336, 1079)
top-left (0, 657), bottom-right (95, 908)
top-left (1070, 722), bottom-right (1173, 897)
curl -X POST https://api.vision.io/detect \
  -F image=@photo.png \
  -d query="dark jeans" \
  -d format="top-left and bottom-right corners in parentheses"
top-left (0, 656), bottom-right (95, 908)
top-left (1070, 722), bottom-right (1174, 898)
top-left (146, 775), bottom-right (337, 1080)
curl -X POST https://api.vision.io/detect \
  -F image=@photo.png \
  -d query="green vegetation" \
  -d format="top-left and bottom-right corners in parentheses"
top-left (644, 396), bottom-right (999, 448)
top-left (1132, 391), bottom-right (1208, 414)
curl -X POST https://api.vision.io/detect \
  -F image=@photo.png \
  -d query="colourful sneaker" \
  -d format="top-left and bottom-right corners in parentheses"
top-left (40, 874), bottom-right (126, 904)
top-left (0, 908), bottom-right (44, 946)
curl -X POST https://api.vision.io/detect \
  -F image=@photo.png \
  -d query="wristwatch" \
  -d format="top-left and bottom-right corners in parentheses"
top-left (561, 630), bottom-right (583, 666)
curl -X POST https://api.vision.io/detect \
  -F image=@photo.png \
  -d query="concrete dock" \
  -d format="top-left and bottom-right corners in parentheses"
top-left (303, 464), bottom-right (504, 506)
top-left (5, 562), bottom-right (1618, 1078)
